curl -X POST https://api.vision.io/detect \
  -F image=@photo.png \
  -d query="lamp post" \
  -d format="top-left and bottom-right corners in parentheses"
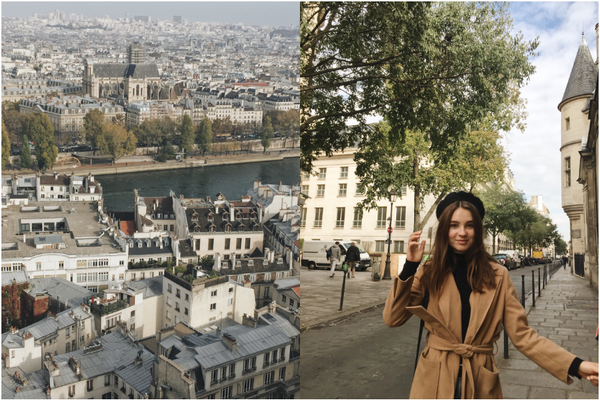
top-left (382, 189), bottom-right (398, 280)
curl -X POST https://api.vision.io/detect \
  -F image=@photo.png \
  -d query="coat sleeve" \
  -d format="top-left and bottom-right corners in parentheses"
top-left (502, 269), bottom-right (576, 384)
top-left (383, 268), bottom-right (425, 327)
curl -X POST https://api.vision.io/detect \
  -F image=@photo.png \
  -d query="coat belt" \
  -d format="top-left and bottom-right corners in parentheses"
top-left (426, 335), bottom-right (494, 399)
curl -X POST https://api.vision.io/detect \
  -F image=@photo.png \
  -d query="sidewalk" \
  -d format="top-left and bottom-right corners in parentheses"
top-left (300, 265), bottom-right (599, 398)
top-left (496, 266), bottom-right (598, 399)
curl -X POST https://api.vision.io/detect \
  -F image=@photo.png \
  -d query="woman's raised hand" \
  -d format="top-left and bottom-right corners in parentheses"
top-left (407, 231), bottom-right (426, 263)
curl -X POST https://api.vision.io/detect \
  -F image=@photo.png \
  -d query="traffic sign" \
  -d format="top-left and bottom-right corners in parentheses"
top-left (387, 226), bottom-right (393, 234)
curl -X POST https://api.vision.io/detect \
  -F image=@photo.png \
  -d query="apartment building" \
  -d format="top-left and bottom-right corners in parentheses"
top-left (204, 100), bottom-right (263, 126)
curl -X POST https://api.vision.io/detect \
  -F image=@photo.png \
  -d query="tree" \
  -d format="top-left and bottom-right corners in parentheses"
top-left (20, 134), bottom-right (32, 169)
top-left (355, 121), bottom-right (508, 231)
top-left (82, 109), bottom-right (105, 152)
top-left (156, 142), bottom-right (176, 162)
top-left (476, 183), bottom-right (536, 254)
top-left (261, 116), bottom-right (274, 153)
top-left (200, 255), bottom-right (215, 271)
top-left (2, 122), bottom-right (10, 169)
top-left (2, 110), bottom-right (25, 141)
top-left (509, 213), bottom-right (559, 256)
top-left (26, 114), bottom-right (57, 170)
top-left (96, 123), bottom-right (137, 161)
top-left (197, 117), bottom-right (213, 156)
top-left (301, 2), bottom-right (537, 173)
top-left (112, 114), bottom-right (125, 126)
top-left (180, 114), bottom-right (194, 157)
top-left (554, 236), bottom-right (568, 256)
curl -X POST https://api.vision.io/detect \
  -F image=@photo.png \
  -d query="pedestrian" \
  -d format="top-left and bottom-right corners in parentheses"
top-left (562, 254), bottom-right (568, 270)
top-left (383, 191), bottom-right (598, 398)
top-left (344, 241), bottom-right (361, 278)
top-left (328, 241), bottom-right (342, 278)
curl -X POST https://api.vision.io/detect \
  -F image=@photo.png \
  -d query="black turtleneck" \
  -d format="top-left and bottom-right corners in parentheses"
top-left (398, 254), bottom-right (583, 378)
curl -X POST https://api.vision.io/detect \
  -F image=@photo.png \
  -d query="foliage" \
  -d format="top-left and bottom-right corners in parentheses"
top-left (507, 212), bottom-right (560, 255)
top-left (196, 117), bottom-right (213, 155)
top-left (212, 117), bottom-right (233, 135)
top-left (174, 265), bottom-right (187, 275)
top-left (20, 134), bottom-right (32, 169)
top-left (96, 123), bottom-right (137, 161)
top-left (266, 110), bottom-right (300, 137)
top-left (209, 270), bottom-right (217, 279)
top-left (356, 121), bottom-right (507, 230)
top-left (261, 116), bottom-right (274, 153)
top-left (300, 2), bottom-right (538, 173)
top-left (554, 236), bottom-right (568, 255)
top-left (82, 109), bottom-right (105, 150)
top-left (2, 121), bottom-right (10, 169)
top-left (112, 114), bottom-right (125, 126)
top-left (475, 183), bottom-right (536, 254)
top-left (25, 113), bottom-right (57, 170)
top-left (200, 255), bottom-right (215, 270)
top-left (91, 300), bottom-right (129, 316)
top-left (155, 142), bottom-right (176, 162)
top-left (2, 109), bottom-right (25, 140)
top-left (180, 114), bottom-right (195, 157)
top-left (132, 117), bottom-right (178, 148)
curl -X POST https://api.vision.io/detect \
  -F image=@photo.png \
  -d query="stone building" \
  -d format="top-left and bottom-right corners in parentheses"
top-left (558, 31), bottom-right (598, 283)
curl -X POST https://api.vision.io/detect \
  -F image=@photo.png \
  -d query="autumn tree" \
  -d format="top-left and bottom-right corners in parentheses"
top-left (261, 116), bottom-right (274, 153)
top-left (180, 114), bottom-right (195, 157)
top-left (197, 117), bottom-right (213, 156)
top-left (301, 2), bottom-right (537, 173)
top-left (82, 109), bottom-right (105, 153)
top-left (2, 102), bottom-right (25, 142)
top-left (112, 114), bottom-right (125, 126)
top-left (96, 123), bottom-right (137, 161)
top-left (20, 134), bottom-right (32, 169)
top-left (2, 121), bottom-right (10, 169)
top-left (26, 113), bottom-right (57, 170)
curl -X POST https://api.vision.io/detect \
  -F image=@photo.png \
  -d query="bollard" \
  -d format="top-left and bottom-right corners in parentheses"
top-left (532, 270), bottom-right (535, 307)
top-left (339, 264), bottom-right (349, 311)
top-left (538, 268), bottom-right (541, 297)
top-left (521, 275), bottom-right (525, 308)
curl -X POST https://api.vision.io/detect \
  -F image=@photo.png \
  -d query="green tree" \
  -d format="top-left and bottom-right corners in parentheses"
top-left (82, 109), bottom-right (106, 153)
top-left (197, 117), bottom-right (213, 156)
top-left (111, 114), bottom-right (125, 126)
top-left (180, 114), bottom-right (195, 157)
top-left (261, 116), bottom-right (274, 153)
top-left (476, 183), bottom-right (536, 254)
top-left (20, 134), bottom-right (32, 169)
top-left (300, 2), bottom-right (537, 173)
top-left (155, 142), bottom-right (176, 162)
top-left (510, 213), bottom-right (559, 256)
top-left (2, 109), bottom-right (25, 141)
top-left (26, 114), bottom-right (57, 170)
top-left (200, 255), bottom-right (215, 270)
top-left (554, 236), bottom-right (568, 256)
top-left (96, 123), bottom-right (137, 161)
top-left (2, 121), bottom-right (11, 169)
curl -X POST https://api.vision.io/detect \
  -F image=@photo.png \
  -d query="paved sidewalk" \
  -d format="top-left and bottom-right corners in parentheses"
top-left (496, 267), bottom-right (598, 399)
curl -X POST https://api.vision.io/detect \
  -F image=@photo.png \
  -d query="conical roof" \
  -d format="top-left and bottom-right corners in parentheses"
top-left (558, 34), bottom-right (598, 110)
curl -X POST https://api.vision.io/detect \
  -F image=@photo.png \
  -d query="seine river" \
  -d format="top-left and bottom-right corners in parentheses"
top-left (97, 158), bottom-right (300, 211)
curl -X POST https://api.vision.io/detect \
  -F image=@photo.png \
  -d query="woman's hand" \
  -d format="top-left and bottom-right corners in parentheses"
top-left (407, 231), bottom-right (426, 263)
top-left (579, 361), bottom-right (599, 386)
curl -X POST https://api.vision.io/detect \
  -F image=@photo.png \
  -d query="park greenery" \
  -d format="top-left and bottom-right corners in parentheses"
top-left (180, 114), bottom-right (195, 157)
top-left (2, 122), bottom-right (10, 169)
top-left (261, 116), bottom-right (274, 153)
top-left (25, 113), bottom-right (58, 170)
top-left (196, 117), bottom-right (213, 156)
top-left (20, 134), bottom-right (32, 169)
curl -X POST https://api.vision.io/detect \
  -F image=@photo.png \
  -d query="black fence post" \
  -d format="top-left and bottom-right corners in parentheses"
top-left (504, 327), bottom-right (509, 359)
top-left (532, 270), bottom-right (535, 307)
top-left (339, 272), bottom-right (347, 311)
top-left (538, 268), bottom-right (541, 297)
top-left (521, 275), bottom-right (525, 308)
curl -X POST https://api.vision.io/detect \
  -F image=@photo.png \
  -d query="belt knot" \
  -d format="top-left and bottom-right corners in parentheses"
top-left (452, 344), bottom-right (474, 358)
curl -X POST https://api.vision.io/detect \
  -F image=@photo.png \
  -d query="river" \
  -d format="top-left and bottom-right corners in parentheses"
top-left (97, 157), bottom-right (300, 211)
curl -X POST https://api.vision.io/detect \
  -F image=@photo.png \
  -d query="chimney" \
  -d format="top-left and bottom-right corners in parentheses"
top-left (54, 171), bottom-right (58, 180)
top-left (254, 180), bottom-right (261, 190)
top-left (279, 181), bottom-right (282, 192)
top-left (231, 253), bottom-right (236, 267)
top-left (230, 204), bottom-right (235, 222)
top-left (221, 333), bottom-right (237, 351)
top-left (214, 253), bottom-right (221, 271)
top-left (135, 350), bottom-right (143, 365)
top-left (242, 313), bottom-right (257, 328)
top-left (23, 233), bottom-right (26, 243)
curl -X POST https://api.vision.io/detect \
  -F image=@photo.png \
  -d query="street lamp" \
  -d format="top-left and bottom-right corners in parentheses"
top-left (382, 189), bottom-right (398, 280)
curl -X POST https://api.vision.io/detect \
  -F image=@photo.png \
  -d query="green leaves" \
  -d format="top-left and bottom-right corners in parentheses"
top-left (180, 114), bottom-right (195, 157)
top-left (196, 117), bottom-right (213, 155)
top-left (261, 116), bottom-right (274, 153)
top-left (2, 122), bottom-right (11, 170)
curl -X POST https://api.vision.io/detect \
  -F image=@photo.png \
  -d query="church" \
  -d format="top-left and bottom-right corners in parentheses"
top-left (82, 43), bottom-right (164, 102)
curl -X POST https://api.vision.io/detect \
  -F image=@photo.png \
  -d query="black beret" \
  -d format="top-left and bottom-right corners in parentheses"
top-left (436, 191), bottom-right (485, 220)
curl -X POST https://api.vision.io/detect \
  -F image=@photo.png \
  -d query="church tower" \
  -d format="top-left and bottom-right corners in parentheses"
top-left (557, 33), bottom-right (598, 274)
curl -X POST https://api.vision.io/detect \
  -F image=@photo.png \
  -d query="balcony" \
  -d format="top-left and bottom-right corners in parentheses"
top-left (120, 387), bottom-right (126, 394)
top-left (228, 373), bottom-right (236, 380)
top-left (263, 361), bottom-right (270, 368)
top-left (219, 377), bottom-right (228, 383)
top-left (210, 379), bottom-right (218, 385)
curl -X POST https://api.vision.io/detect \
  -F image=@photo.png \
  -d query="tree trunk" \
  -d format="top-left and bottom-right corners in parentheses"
top-left (492, 233), bottom-right (496, 254)
top-left (413, 153), bottom-right (421, 231)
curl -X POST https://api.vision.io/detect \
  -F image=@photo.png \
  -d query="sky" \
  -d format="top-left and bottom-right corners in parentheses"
top-left (1, 1), bottom-right (299, 27)
top-left (502, 1), bottom-right (598, 241)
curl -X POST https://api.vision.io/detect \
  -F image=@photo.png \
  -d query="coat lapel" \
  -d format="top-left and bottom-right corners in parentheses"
top-left (464, 264), bottom-right (503, 344)
top-left (438, 272), bottom-right (463, 342)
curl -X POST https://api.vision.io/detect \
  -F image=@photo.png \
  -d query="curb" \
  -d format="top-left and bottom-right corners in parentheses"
top-left (300, 302), bottom-right (386, 333)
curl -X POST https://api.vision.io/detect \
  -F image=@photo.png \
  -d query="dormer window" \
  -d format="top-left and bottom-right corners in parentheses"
top-left (195, 226), bottom-right (200, 232)
top-left (238, 223), bottom-right (244, 232)
top-left (236, 260), bottom-right (241, 268)
top-left (251, 211), bottom-right (257, 218)
top-left (225, 224), bottom-right (231, 232)
top-left (277, 258), bottom-right (283, 265)
top-left (236, 213), bottom-right (243, 220)
top-left (253, 225), bottom-right (260, 231)
top-left (263, 259), bottom-right (269, 266)
top-left (221, 261), bottom-right (228, 269)
top-left (223, 211), bottom-right (229, 219)
top-left (247, 260), bottom-right (254, 267)
top-left (209, 225), bottom-right (215, 232)
top-left (207, 213), bottom-right (214, 221)
top-left (191, 212), bottom-right (199, 221)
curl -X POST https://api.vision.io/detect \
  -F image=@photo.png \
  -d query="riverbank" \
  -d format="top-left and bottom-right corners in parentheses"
top-left (3, 149), bottom-right (300, 177)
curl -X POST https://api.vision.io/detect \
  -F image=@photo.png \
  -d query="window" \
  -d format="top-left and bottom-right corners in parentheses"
top-left (316, 184), bottom-right (325, 197)
top-left (290, 299), bottom-right (295, 307)
top-left (68, 385), bottom-right (75, 397)
top-left (376, 207), bottom-right (387, 228)
top-left (120, 260), bottom-right (124, 266)
top-left (163, 225), bottom-right (168, 230)
top-left (229, 363), bottom-right (235, 377)
top-left (282, 294), bottom-right (287, 302)
top-left (243, 356), bottom-right (256, 372)
top-left (77, 273), bottom-right (87, 283)
top-left (565, 157), bottom-right (571, 187)
top-left (225, 238), bottom-right (231, 250)
top-left (280, 347), bottom-right (286, 360)
top-left (395, 206), bottom-right (406, 229)
top-left (318, 168), bottom-right (326, 179)
top-left (167, 297), bottom-right (172, 306)
top-left (208, 239), bottom-right (214, 251)
top-left (314, 208), bottom-right (323, 228)
top-left (87, 379), bottom-right (94, 392)
top-left (211, 369), bottom-right (218, 384)
top-left (335, 207), bottom-right (345, 228)
top-left (394, 240), bottom-right (405, 254)
top-left (338, 183), bottom-right (347, 197)
top-left (229, 287), bottom-right (234, 293)
top-left (400, 185), bottom-right (408, 196)
top-left (167, 283), bottom-right (172, 293)
top-left (242, 378), bottom-right (254, 393)
top-left (185, 294), bottom-right (189, 301)
top-left (264, 370), bottom-right (275, 385)
top-left (131, 310), bottom-right (135, 317)
top-left (375, 240), bottom-right (385, 253)
top-left (99, 272), bottom-right (108, 281)
top-left (210, 303), bottom-right (216, 310)
top-left (184, 307), bottom-right (188, 315)
top-left (166, 310), bottom-right (171, 320)
top-left (80, 335), bottom-right (84, 342)
top-left (279, 366), bottom-right (286, 380)
top-left (264, 352), bottom-right (270, 366)
top-left (36, 262), bottom-right (41, 270)
top-left (340, 166), bottom-right (348, 178)
top-left (115, 376), bottom-right (119, 386)
top-left (236, 238), bottom-right (242, 250)
top-left (565, 116), bottom-right (570, 131)
top-left (102, 393), bottom-right (111, 399)
top-left (353, 207), bottom-right (363, 228)
top-left (222, 385), bottom-right (232, 399)
top-left (66, 342), bottom-right (71, 352)
top-left (356, 183), bottom-right (365, 195)
top-left (104, 375), bottom-right (110, 386)
top-left (59, 261), bottom-right (64, 269)
top-left (245, 238), bottom-right (251, 249)
top-left (301, 185), bottom-right (309, 197)
top-left (300, 208), bottom-right (307, 227)
top-left (175, 302), bottom-right (180, 311)
top-left (176, 289), bottom-right (181, 298)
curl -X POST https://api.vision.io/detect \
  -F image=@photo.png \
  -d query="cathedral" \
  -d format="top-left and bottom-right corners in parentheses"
top-left (82, 43), bottom-right (164, 102)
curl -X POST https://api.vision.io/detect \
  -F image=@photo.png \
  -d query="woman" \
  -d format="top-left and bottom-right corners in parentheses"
top-left (383, 191), bottom-right (598, 399)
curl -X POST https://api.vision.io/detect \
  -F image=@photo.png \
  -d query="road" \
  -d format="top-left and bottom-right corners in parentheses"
top-left (300, 306), bottom-right (420, 399)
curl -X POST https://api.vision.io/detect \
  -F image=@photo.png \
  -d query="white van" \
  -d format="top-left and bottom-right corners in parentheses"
top-left (302, 240), bottom-right (371, 271)
top-left (497, 250), bottom-right (522, 269)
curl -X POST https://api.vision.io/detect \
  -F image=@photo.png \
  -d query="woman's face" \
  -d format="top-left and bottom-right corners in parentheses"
top-left (448, 207), bottom-right (475, 254)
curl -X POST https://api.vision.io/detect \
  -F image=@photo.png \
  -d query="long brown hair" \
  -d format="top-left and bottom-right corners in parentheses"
top-left (420, 200), bottom-right (497, 296)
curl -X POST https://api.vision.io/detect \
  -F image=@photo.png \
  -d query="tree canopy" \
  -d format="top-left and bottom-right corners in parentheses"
top-left (96, 123), bottom-right (137, 161)
top-left (180, 114), bottom-right (195, 157)
top-left (261, 116), bottom-right (274, 153)
top-left (197, 117), bottom-right (213, 156)
top-left (300, 2), bottom-right (538, 173)
top-left (20, 134), bottom-right (32, 169)
top-left (26, 113), bottom-right (57, 170)
top-left (2, 121), bottom-right (10, 169)
top-left (82, 109), bottom-right (105, 151)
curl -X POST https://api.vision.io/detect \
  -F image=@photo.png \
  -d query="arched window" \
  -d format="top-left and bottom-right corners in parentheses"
top-left (136, 85), bottom-right (139, 96)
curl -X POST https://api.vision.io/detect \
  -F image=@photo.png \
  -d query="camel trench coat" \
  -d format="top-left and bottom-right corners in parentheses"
top-left (383, 262), bottom-right (577, 399)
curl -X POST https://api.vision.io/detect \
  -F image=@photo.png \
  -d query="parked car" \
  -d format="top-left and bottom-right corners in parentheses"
top-left (492, 254), bottom-right (516, 270)
top-left (302, 240), bottom-right (371, 271)
top-left (497, 250), bottom-right (522, 269)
